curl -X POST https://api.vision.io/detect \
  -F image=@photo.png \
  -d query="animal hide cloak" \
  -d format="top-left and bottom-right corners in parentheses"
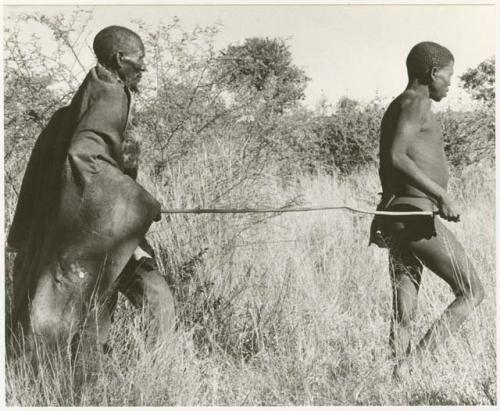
top-left (8, 66), bottom-right (161, 333)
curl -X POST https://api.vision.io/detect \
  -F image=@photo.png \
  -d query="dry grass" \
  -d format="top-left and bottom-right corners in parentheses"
top-left (5, 161), bottom-right (496, 406)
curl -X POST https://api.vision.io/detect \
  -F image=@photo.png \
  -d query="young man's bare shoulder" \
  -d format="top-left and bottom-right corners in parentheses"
top-left (398, 90), bottom-right (431, 117)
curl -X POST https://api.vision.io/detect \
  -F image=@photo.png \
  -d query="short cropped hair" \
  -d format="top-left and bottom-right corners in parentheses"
top-left (93, 26), bottom-right (143, 67)
top-left (406, 41), bottom-right (454, 81)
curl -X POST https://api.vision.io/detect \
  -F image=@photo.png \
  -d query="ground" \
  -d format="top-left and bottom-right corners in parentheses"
top-left (6, 164), bottom-right (496, 406)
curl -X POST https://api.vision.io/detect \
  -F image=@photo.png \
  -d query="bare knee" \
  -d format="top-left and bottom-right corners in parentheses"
top-left (30, 304), bottom-right (72, 346)
top-left (457, 278), bottom-right (484, 307)
top-left (29, 280), bottom-right (78, 346)
top-left (140, 271), bottom-right (176, 334)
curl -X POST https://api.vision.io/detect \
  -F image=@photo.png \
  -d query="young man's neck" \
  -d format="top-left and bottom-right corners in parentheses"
top-left (406, 78), bottom-right (430, 99)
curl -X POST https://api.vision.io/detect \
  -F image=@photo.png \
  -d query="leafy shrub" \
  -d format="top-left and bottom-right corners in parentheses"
top-left (310, 97), bottom-right (383, 174)
top-left (459, 57), bottom-right (495, 107)
top-left (438, 106), bottom-right (495, 171)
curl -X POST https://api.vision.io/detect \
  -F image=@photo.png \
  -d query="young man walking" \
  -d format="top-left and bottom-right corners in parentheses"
top-left (370, 41), bottom-right (484, 377)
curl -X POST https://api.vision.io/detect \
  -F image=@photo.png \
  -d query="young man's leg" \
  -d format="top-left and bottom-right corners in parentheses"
top-left (408, 219), bottom-right (484, 351)
top-left (388, 247), bottom-right (423, 359)
top-left (406, 219), bottom-right (484, 354)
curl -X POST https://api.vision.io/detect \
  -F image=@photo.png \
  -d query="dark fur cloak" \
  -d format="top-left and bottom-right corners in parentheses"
top-left (8, 65), bottom-right (161, 333)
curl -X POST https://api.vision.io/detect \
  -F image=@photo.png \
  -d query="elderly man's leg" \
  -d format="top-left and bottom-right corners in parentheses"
top-left (388, 248), bottom-right (423, 360)
top-left (407, 219), bottom-right (484, 354)
top-left (25, 255), bottom-right (118, 361)
top-left (9, 251), bottom-right (31, 355)
top-left (117, 246), bottom-right (175, 341)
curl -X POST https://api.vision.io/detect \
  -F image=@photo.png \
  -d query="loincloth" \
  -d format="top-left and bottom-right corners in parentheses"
top-left (369, 195), bottom-right (438, 248)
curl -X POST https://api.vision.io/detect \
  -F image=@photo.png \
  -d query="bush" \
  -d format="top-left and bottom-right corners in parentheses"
top-left (438, 107), bottom-right (495, 172)
top-left (309, 97), bottom-right (383, 174)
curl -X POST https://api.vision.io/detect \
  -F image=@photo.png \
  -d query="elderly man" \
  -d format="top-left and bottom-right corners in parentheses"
top-left (8, 26), bottom-right (175, 354)
top-left (370, 41), bottom-right (484, 377)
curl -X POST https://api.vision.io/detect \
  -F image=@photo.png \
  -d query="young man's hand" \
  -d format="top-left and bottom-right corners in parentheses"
top-left (438, 195), bottom-right (460, 222)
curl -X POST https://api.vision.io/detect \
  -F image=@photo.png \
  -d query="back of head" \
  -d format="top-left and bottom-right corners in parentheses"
top-left (93, 25), bottom-right (143, 68)
top-left (406, 41), bottom-right (454, 82)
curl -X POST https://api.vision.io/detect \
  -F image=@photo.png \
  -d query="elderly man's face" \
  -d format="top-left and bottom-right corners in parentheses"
top-left (118, 40), bottom-right (146, 92)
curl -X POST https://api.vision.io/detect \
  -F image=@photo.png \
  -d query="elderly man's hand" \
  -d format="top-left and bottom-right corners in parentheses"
top-left (153, 210), bottom-right (162, 222)
top-left (133, 246), bottom-right (152, 261)
top-left (152, 200), bottom-right (162, 222)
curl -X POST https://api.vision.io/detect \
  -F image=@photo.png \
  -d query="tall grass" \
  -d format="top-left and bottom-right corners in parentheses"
top-left (5, 158), bottom-right (495, 406)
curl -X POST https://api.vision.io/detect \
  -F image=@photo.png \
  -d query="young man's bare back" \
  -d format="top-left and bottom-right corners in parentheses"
top-left (371, 42), bottom-right (484, 378)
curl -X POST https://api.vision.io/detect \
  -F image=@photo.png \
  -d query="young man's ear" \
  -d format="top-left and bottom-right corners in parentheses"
top-left (429, 66), bottom-right (438, 82)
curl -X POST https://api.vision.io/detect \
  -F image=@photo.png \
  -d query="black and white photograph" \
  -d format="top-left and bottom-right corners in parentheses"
top-left (3, 1), bottom-right (496, 406)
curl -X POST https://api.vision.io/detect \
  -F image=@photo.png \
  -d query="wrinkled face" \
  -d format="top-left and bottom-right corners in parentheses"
top-left (118, 40), bottom-right (146, 92)
top-left (429, 60), bottom-right (454, 102)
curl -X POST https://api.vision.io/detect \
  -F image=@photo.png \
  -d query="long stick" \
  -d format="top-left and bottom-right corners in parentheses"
top-left (160, 206), bottom-right (437, 216)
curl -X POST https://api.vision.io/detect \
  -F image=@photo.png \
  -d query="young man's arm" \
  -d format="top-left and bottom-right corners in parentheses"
top-left (390, 96), bottom-right (459, 221)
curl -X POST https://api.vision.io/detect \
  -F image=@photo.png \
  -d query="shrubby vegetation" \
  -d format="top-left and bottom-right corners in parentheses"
top-left (4, 9), bottom-right (496, 406)
top-left (4, 10), bottom-right (494, 197)
top-left (459, 57), bottom-right (495, 107)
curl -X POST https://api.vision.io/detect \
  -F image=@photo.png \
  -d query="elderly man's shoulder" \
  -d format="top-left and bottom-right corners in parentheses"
top-left (80, 65), bottom-right (128, 100)
top-left (80, 66), bottom-right (129, 109)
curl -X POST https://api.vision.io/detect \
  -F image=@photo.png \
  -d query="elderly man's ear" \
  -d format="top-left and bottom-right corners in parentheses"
top-left (112, 51), bottom-right (126, 70)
